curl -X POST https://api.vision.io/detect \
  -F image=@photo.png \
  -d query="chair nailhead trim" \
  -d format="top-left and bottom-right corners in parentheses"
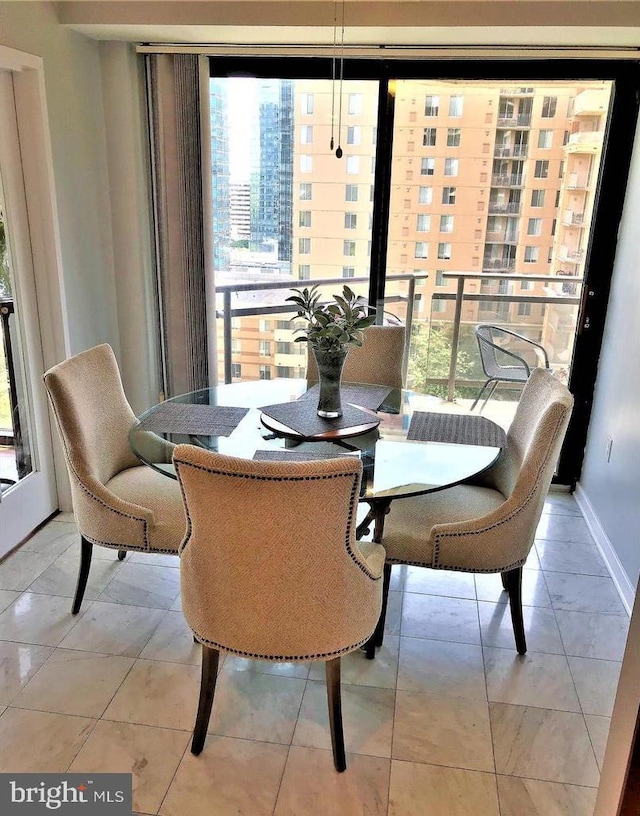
top-left (190, 632), bottom-right (373, 662)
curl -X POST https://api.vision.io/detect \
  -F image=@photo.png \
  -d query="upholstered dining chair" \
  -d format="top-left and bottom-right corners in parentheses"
top-left (306, 324), bottom-right (407, 389)
top-left (172, 445), bottom-right (384, 772)
top-left (43, 344), bottom-right (186, 614)
top-left (367, 368), bottom-right (573, 657)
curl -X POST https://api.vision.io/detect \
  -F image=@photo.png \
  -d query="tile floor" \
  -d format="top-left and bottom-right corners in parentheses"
top-left (0, 492), bottom-right (629, 815)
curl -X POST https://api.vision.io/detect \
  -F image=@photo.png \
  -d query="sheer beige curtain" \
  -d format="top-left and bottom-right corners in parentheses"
top-left (146, 53), bottom-right (213, 397)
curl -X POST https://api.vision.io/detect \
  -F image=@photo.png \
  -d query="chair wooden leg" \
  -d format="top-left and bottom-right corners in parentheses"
top-left (365, 563), bottom-right (392, 659)
top-left (191, 645), bottom-right (220, 756)
top-left (117, 549), bottom-right (127, 561)
top-left (72, 536), bottom-right (93, 615)
top-left (325, 657), bottom-right (346, 772)
top-left (500, 571), bottom-right (509, 591)
top-left (503, 566), bottom-right (527, 655)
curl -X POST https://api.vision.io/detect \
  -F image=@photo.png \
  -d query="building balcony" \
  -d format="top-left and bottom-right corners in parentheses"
top-left (488, 202), bottom-right (521, 215)
top-left (566, 173), bottom-right (590, 190)
top-left (491, 174), bottom-right (524, 187)
top-left (485, 231), bottom-right (519, 244)
top-left (482, 258), bottom-right (516, 271)
top-left (494, 145), bottom-right (528, 159)
top-left (564, 131), bottom-right (604, 155)
top-left (562, 211), bottom-right (585, 227)
top-left (558, 246), bottom-right (584, 263)
top-left (496, 114), bottom-right (532, 128)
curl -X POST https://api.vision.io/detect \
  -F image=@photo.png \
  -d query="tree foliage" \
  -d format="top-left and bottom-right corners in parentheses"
top-left (408, 322), bottom-right (476, 399)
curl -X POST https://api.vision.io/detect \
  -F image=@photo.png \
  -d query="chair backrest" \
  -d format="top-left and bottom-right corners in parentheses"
top-left (43, 344), bottom-right (140, 489)
top-left (475, 324), bottom-right (530, 380)
top-left (306, 325), bottom-right (406, 389)
top-left (484, 368), bottom-right (573, 507)
top-left (173, 445), bottom-right (381, 660)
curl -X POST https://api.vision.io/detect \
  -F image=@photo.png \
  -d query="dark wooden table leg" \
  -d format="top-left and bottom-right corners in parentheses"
top-left (363, 499), bottom-right (391, 659)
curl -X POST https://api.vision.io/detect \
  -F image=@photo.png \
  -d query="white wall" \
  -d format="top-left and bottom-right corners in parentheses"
top-left (0, 1), bottom-right (119, 361)
top-left (578, 111), bottom-right (640, 595)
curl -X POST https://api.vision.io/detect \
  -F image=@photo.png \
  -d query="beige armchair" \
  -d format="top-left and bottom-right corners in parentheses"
top-left (306, 324), bottom-right (406, 389)
top-left (172, 445), bottom-right (384, 772)
top-left (368, 368), bottom-right (573, 657)
top-left (43, 344), bottom-right (186, 614)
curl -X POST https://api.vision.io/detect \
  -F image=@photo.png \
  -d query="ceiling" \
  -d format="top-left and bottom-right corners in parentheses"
top-left (54, 1), bottom-right (640, 52)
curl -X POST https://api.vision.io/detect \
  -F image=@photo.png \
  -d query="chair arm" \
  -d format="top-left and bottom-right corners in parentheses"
top-left (353, 540), bottom-right (385, 580)
top-left (81, 475), bottom-right (155, 525)
top-left (429, 495), bottom-right (538, 572)
top-left (480, 335), bottom-right (531, 374)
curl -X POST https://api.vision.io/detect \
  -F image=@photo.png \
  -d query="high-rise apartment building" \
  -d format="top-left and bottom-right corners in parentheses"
top-left (212, 76), bottom-right (609, 388)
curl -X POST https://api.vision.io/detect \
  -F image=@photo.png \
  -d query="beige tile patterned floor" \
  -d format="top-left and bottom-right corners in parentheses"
top-left (0, 493), bottom-right (626, 815)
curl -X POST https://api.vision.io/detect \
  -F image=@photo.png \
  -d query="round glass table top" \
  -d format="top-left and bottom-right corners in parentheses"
top-left (129, 379), bottom-right (505, 503)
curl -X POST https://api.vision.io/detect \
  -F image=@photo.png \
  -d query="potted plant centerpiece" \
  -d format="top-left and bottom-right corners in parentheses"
top-left (287, 284), bottom-right (376, 418)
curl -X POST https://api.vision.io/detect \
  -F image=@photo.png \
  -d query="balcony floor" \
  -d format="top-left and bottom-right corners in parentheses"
top-left (0, 495), bottom-right (625, 815)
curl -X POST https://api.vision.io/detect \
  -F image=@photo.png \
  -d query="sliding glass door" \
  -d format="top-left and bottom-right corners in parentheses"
top-left (201, 57), bottom-right (638, 485)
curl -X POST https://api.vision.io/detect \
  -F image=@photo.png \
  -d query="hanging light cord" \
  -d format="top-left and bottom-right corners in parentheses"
top-left (330, 0), bottom-right (337, 151)
top-left (335, 0), bottom-right (346, 158)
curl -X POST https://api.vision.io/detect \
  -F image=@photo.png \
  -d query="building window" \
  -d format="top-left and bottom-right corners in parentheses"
top-left (259, 340), bottom-right (271, 356)
top-left (446, 128), bottom-right (461, 147)
top-left (300, 125), bottom-right (313, 144)
top-left (259, 365), bottom-right (271, 380)
top-left (344, 212), bottom-right (357, 229)
top-left (276, 341), bottom-right (292, 354)
top-left (300, 93), bottom-right (313, 114)
top-left (432, 298), bottom-right (446, 313)
top-left (534, 160), bottom-right (549, 179)
top-left (348, 93), bottom-right (362, 115)
top-left (538, 129), bottom-right (553, 149)
top-left (298, 264), bottom-right (310, 280)
top-left (541, 96), bottom-right (557, 118)
top-left (347, 126), bottom-right (361, 145)
top-left (437, 242), bottom-right (452, 260)
top-left (345, 184), bottom-right (358, 202)
top-left (231, 363), bottom-right (241, 379)
top-left (444, 158), bottom-right (459, 176)
top-left (531, 189), bottom-right (545, 207)
top-left (299, 182), bottom-right (312, 200)
top-left (259, 319), bottom-right (271, 332)
top-left (520, 279), bottom-right (534, 290)
top-left (276, 320), bottom-right (290, 329)
top-left (423, 127), bottom-right (437, 146)
top-left (436, 270), bottom-right (446, 286)
top-left (518, 302), bottom-right (532, 316)
top-left (343, 240), bottom-right (356, 256)
top-left (346, 155), bottom-right (360, 174)
top-left (442, 186), bottom-right (456, 205)
top-left (231, 338), bottom-right (241, 353)
top-left (416, 213), bottom-right (431, 232)
top-left (527, 218), bottom-right (542, 236)
top-left (524, 246), bottom-right (539, 263)
top-left (299, 154), bottom-right (313, 173)
top-left (299, 210), bottom-right (311, 227)
top-left (421, 157), bottom-right (435, 175)
top-left (551, 219), bottom-right (556, 236)
top-left (299, 237), bottom-right (311, 254)
top-left (342, 266), bottom-right (355, 278)
top-left (424, 95), bottom-right (439, 116)
top-left (440, 215), bottom-right (454, 233)
top-left (276, 366), bottom-right (292, 378)
top-left (415, 242), bottom-right (429, 259)
top-left (418, 186), bottom-right (433, 205)
top-left (449, 95), bottom-right (463, 117)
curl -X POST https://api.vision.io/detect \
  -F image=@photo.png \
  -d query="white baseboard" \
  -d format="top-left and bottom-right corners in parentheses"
top-left (574, 483), bottom-right (635, 615)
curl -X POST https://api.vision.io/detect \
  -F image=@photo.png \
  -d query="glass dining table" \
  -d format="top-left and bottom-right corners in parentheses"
top-left (128, 378), bottom-right (506, 543)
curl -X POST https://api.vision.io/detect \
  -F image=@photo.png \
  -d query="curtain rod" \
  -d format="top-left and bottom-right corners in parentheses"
top-left (135, 43), bottom-right (640, 60)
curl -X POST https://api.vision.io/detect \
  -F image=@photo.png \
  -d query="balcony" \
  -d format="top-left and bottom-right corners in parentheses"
top-left (485, 231), bottom-right (519, 244)
top-left (565, 131), bottom-right (604, 155)
top-left (491, 174), bottom-right (524, 187)
top-left (214, 271), bottom-right (581, 423)
top-left (496, 113), bottom-right (532, 128)
top-left (562, 211), bottom-right (585, 227)
top-left (488, 202), bottom-right (521, 215)
top-left (566, 173), bottom-right (590, 190)
top-left (482, 258), bottom-right (516, 271)
top-left (558, 246), bottom-right (584, 264)
top-left (494, 145), bottom-right (527, 158)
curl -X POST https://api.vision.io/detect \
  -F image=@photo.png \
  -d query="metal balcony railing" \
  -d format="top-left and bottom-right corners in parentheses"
top-left (0, 298), bottom-right (28, 481)
top-left (439, 271), bottom-right (582, 400)
top-left (215, 273), bottom-right (424, 384)
top-left (488, 202), bottom-right (521, 215)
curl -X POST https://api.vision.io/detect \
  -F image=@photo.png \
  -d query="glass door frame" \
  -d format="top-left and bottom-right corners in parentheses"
top-left (209, 55), bottom-right (640, 486)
